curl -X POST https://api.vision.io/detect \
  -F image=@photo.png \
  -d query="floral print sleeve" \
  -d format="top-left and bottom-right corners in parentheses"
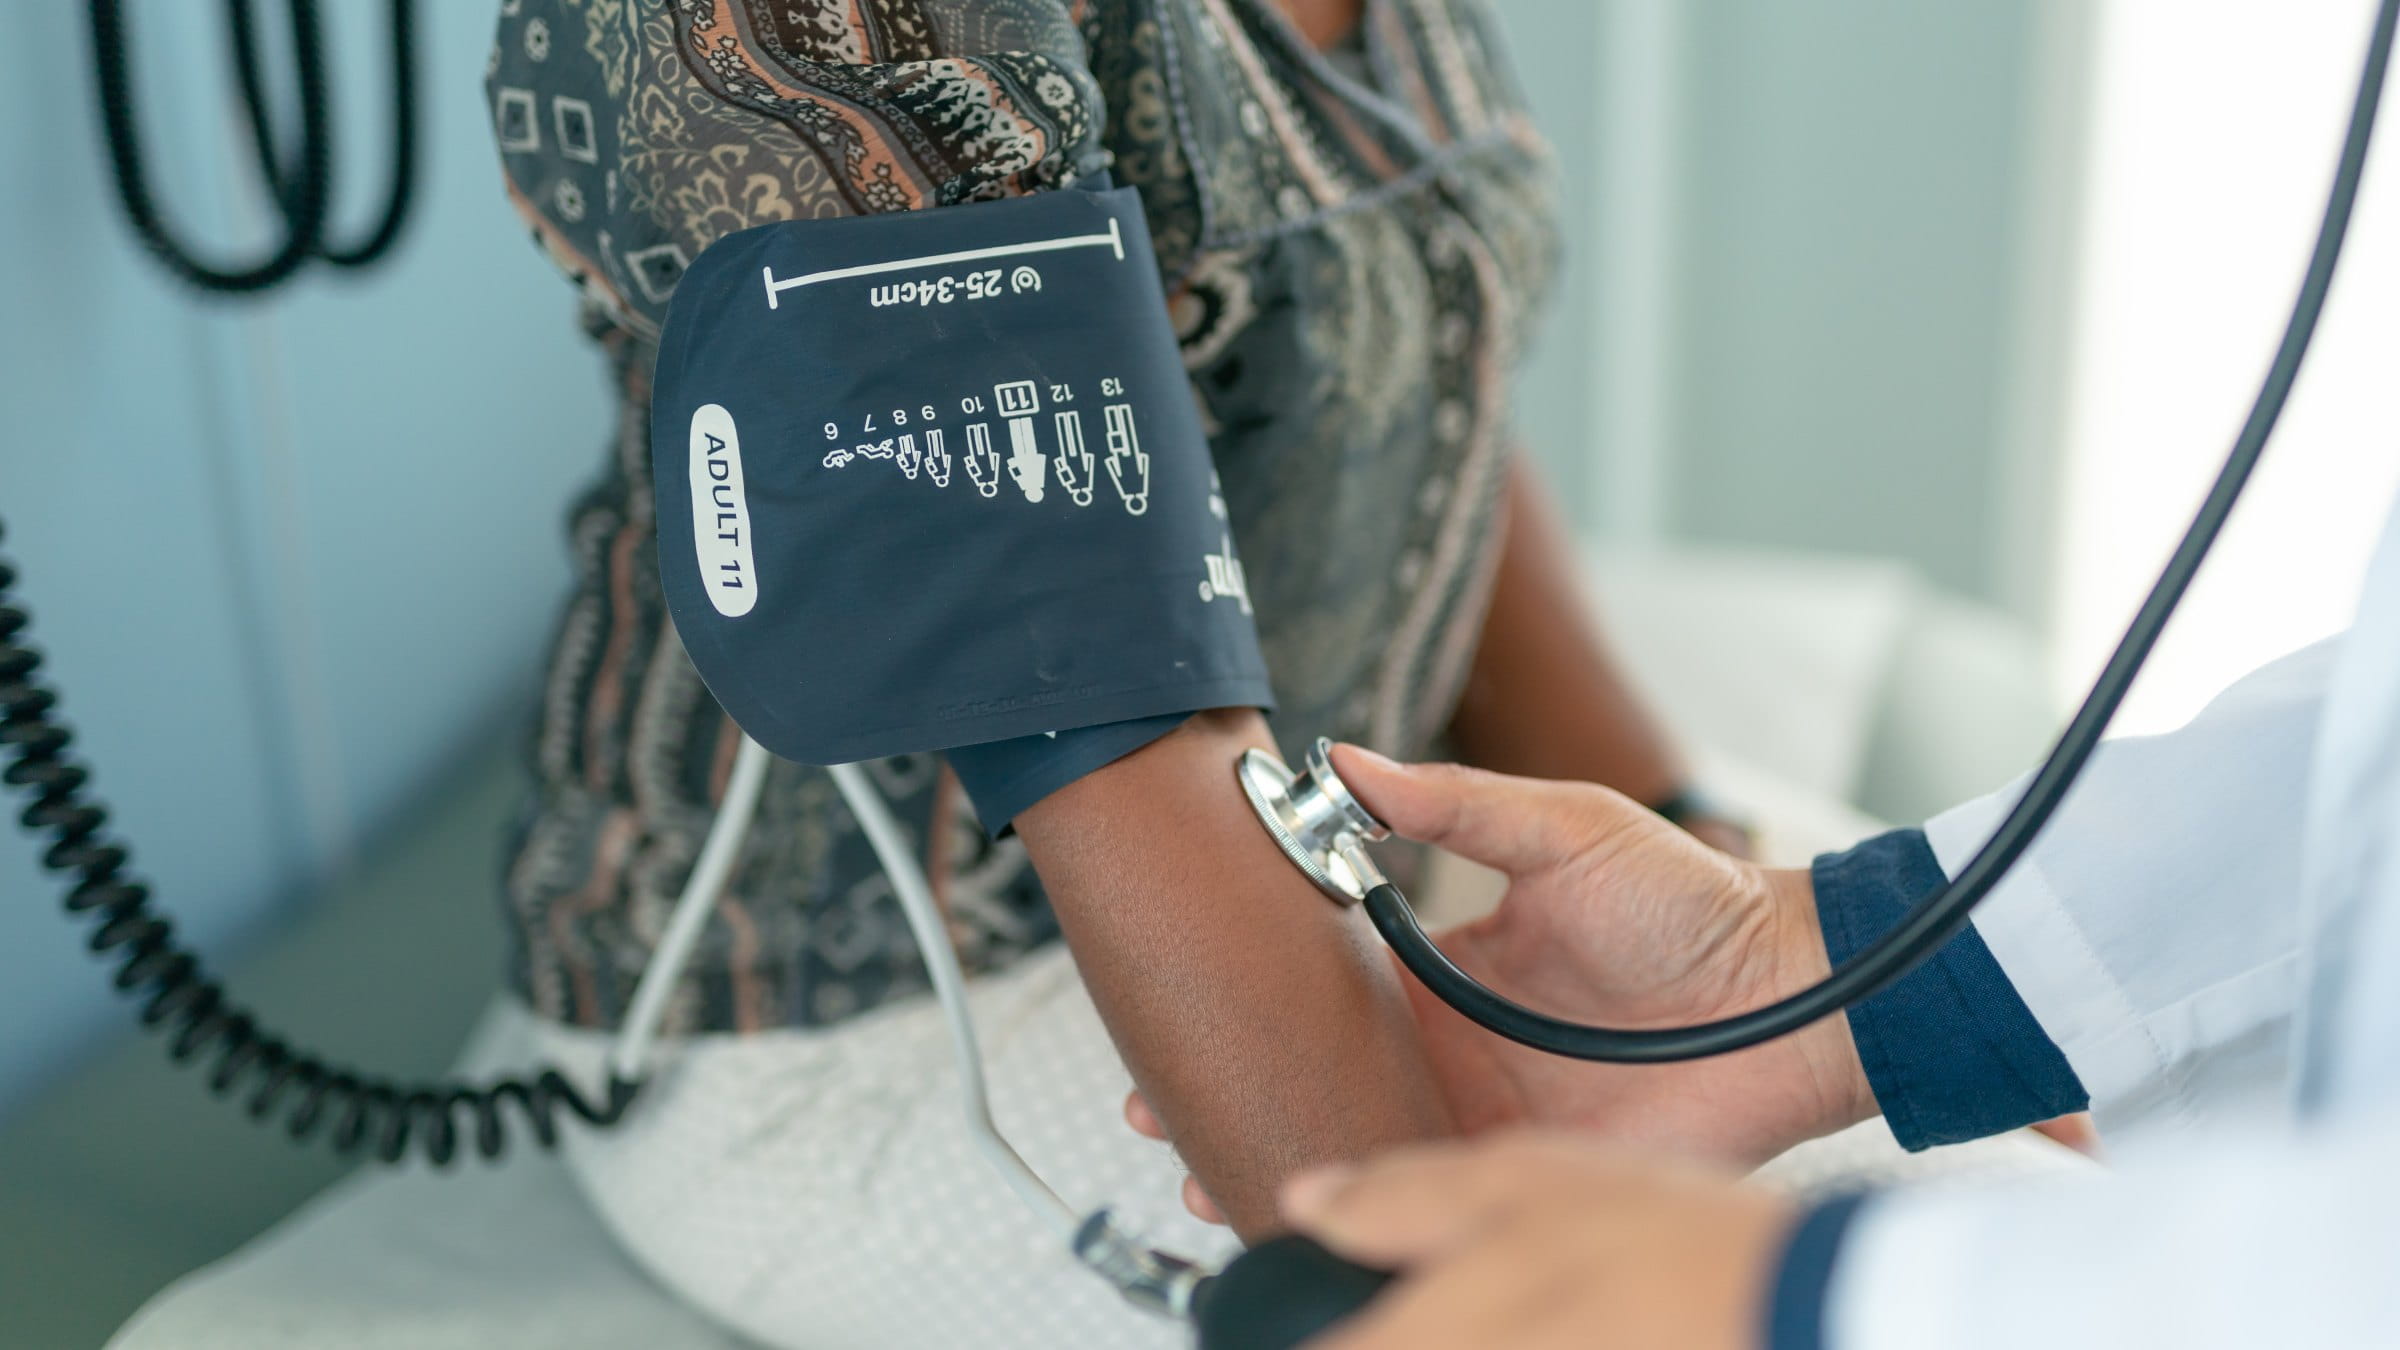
top-left (486, 0), bottom-right (1564, 1034)
top-left (488, 0), bottom-right (1108, 342)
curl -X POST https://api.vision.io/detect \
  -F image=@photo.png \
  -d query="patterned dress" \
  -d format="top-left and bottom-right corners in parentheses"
top-left (486, 0), bottom-right (1557, 1034)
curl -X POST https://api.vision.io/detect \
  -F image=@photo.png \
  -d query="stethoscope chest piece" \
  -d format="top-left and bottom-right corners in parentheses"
top-left (1238, 738), bottom-right (1390, 905)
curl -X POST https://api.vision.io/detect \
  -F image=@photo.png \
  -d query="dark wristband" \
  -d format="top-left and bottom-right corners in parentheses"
top-left (1650, 785), bottom-right (1749, 835)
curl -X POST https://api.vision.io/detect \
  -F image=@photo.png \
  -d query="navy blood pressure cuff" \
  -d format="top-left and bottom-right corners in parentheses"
top-left (652, 185), bottom-right (1273, 767)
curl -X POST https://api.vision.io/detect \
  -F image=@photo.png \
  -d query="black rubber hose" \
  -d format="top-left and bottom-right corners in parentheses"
top-left (1368, 0), bottom-right (2398, 1064)
top-left (315, 0), bottom-right (420, 268)
top-left (88, 0), bottom-right (331, 294)
top-left (0, 521), bottom-right (641, 1162)
top-left (225, 0), bottom-right (302, 217)
top-left (226, 0), bottom-right (420, 268)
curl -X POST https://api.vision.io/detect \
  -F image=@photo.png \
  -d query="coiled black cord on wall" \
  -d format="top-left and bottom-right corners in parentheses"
top-left (0, 523), bottom-right (638, 1163)
top-left (51, 0), bottom-right (600, 1163)
top-left (87, 0), bottom-right (420, 295)
top-left (225, 0), bottom-right (420, 269)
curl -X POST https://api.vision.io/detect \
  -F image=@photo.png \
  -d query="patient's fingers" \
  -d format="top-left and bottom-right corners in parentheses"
top-left (1125, 1091), bottom-right (1165, 1139)
top-left (1125, 1090), bottom-right (1232, 1224)
top-left (1184, 1175), bottom-right (1226, 1225)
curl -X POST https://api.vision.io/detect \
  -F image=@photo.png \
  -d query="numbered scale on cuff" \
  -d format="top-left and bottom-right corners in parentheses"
top-left (649, 185), bottom-right (1273, 768)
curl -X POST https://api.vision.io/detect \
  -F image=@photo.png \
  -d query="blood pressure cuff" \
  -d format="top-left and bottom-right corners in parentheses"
top-left (651, 184), bottom-right (1273, 800)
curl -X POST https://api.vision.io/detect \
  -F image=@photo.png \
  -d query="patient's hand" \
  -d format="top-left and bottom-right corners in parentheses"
top-left (1129, 746), bottom-right (1873, 1222)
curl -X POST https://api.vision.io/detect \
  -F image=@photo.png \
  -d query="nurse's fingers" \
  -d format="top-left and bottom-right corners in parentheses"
top-left (1328, 745), bottom-right (1639, 877)
top-left (1280, 1137), bottom-right (1547, 1268)
top-left (2033, 1112), bottom-right (2102, 1155)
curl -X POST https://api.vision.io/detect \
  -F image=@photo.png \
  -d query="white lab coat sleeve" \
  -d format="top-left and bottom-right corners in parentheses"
top-left (1827, 1111), bottom-right (2400, 1349)
top-left (1919, 641), bottom-right (2335, 1134)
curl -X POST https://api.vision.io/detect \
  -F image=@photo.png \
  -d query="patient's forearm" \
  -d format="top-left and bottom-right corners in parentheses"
top-left (1015, 709), bottom-right (1451, 1237)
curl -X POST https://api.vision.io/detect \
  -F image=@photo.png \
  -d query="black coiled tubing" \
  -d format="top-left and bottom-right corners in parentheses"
top-left (88, 0), bottom-right (420, 295)
top-left (0, 521), bottom-right (639, 1164)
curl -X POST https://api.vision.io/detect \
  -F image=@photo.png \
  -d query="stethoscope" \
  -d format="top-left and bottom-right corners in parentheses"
top-left (1254, 0), bottom-right (2392, 1067)
top-left (1203, 0), bottom-right (2396, 1341)
top-left (1, 1), bottom-right (2387, 1347)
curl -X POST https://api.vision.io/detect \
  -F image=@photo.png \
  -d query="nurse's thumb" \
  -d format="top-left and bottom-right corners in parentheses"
top-left (1327, 744), bottom-right (1622, 876)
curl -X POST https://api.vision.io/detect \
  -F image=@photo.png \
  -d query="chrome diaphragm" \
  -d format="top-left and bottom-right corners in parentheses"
top-left (1237, 737), bottom-right (1390, 905)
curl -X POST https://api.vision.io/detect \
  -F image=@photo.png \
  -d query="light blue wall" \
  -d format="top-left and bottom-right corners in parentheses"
top-left (1491, 0), bottom-right (2073, 608)
top-left (1481, 0), bottom-right (1601, 505)
top-left (1667, 1), bottom-right (2050, 604)
top-left (0, 6), bottom-right (605, 1116)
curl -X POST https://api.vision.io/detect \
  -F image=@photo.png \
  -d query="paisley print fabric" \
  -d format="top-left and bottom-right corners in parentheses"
top-left (487, 0), bottom-right (1557, 1032)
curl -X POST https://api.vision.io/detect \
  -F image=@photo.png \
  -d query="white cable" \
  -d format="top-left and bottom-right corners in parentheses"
top-left (826, 757), bottom-right (1082, 1237)
top-left (600, 736), bottom-right (1073, 1230)
top-left (604, 735), bottom-right (1191, 1306)
top-left (604, 735), bottom-right (1077, 1232)
top-left (609, 735), bottom-right (775, 1084)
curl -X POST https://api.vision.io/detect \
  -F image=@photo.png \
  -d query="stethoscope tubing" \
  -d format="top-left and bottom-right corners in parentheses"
top-left (1365, 0), bottom-right (2399, 1064)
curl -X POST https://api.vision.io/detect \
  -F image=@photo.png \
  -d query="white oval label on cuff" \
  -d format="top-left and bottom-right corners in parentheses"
top-left (688, 403), bottom-right (757, 617)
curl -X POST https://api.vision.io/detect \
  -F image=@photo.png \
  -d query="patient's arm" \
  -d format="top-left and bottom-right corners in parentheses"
top-left (486, 0), bottom-right (1441, 1228)
top-left (1014, 708), bottom-right (1451, 1238)
top-left (1016, 459), bottom-right (1694, 1236)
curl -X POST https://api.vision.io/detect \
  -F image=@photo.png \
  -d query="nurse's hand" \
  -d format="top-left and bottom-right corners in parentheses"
top-left (1279, 1131), bottom-right (1795, 1350)
top-left (1129, 747), bottom-right (1872, 1222)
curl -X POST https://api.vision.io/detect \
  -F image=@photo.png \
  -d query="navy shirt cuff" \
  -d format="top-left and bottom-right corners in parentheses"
top-left (1764, 1193), bottom-right (1871, 1350)
top-left (1813, 828), bottom-right (2088, 1150)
